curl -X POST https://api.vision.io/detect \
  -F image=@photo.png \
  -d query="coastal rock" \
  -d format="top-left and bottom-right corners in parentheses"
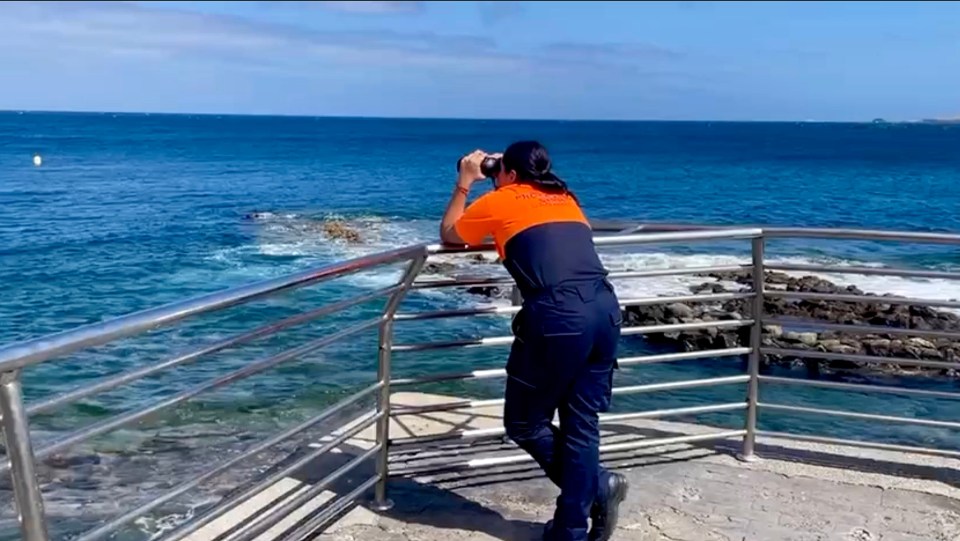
top-left (423, 261), bottom-right (458, 275)
top-left (619, 269), bottom-right (960, 378)
top-left (454, 263), bottom-right (960, 378)
top-left (763, 325), bottom-right (783, 338)
top-left (321, 220), bottom-right (362, 243)
top-left (465, 286), bottom-right (512, 300)
top-left (666, 302), bottom-right (696, 319)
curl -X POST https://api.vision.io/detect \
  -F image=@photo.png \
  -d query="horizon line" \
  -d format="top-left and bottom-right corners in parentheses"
top-left (0, 108), bottom-right (906, 124)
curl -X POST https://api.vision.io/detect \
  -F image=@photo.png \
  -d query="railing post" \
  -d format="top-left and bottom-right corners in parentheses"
top-left (0, 370), bottom-right (50, 541)
top-left (739, 235), bottom-right (765, 462)
top-left (373, 254), bottom-right (427, 512)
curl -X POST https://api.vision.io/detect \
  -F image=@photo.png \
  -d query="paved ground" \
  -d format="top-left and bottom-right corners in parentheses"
top-left (318, 442), bottom-right (960, 541)
top-left (182, 392), bottom-right (960, 541)
top-left (313, 394), bottom-right (960, 541)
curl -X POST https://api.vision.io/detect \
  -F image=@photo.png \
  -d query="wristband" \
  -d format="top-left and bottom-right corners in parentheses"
top-left (455, 185), bottom-right (470, 196)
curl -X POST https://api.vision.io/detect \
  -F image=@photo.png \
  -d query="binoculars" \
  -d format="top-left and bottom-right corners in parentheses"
top-left (456, 154), bottom-right (501, 178)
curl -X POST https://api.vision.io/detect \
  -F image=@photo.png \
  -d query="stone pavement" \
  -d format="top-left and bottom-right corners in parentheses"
top-left (313, 393), bottom-right (960, 541)
top-left (318, 442), bottom-right (960, 541)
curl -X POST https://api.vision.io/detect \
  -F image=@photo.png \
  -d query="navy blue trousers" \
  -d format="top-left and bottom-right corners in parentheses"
top-left (503, 280), bottom-right (622, 541)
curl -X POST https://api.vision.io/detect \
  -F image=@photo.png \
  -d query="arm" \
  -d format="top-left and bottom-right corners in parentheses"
top-left (440, 150), bottom-right (486, 246)
top-left (439, 179), bottom-right (473, 245)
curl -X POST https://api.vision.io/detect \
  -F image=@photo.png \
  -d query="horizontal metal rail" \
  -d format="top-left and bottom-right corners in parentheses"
top-left (413, 276), bottom-right (513, 290)
top-left (426, 228), bottom-right (764, 256)
top-left (766, 263), bottom-right (960, 281)
top-left (395, 292), bottom-right (753, 322)
top-left (764, 318), bottom-right (960, 342)
top-left (392, 319), bottom-right (754, 353)
top-left (390, 347), bottom-right (751, 387)
top-left (391, 403), bottom-right (748, 448)
top-left (763, 227), bottom-right (960, 244)
top-left (611, 375), bottom-right (749, 396)
top-left (392, 430), bottom-right (747, 476)
top-left (391, 367), bottom-right (508, 387)
top-left (758, 403), bottom-right (960, 430)
top-left (597, 223), bottom-right (960, 246)
top-left (758, 375), bottom-right (960, 401)
top-left (225, 445), bottom-right (382, 541)
top-left (412, 264), bottom-right (752, 291)
top-left (0, 245), bottom-right (426, 374)
top-left (763, 290), bottom-right (960, 310)
top-left (601, 402), bottom-right (746, 422)
top-left (393, 376), bottom-right (749, 417)
top-left (619, 347), bottom-right (752, 366)
top-left (4, 318), bottom-right (381, 474)
top-left (756, 430), bottom-right (960, 460)
top-left (760, 347), bottom-right (960, 371)
top-left (73, 387), bottom-right (381, 541)
top-left (603, 265), bottom-right (751, 281)
top-left (392, 398), bottom-right (505, 416)
top-left (27, 285), bottom-right (401, 416)
top-left (161, 411), bottom-right (382, 541)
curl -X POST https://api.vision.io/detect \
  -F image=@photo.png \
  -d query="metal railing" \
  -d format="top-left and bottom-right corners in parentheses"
top-left (4, 225), bottom-right (960, 541)
top-left (0, 244), bottom-right (429, 541)
top-left (385, 229), bottom-right (763, 476)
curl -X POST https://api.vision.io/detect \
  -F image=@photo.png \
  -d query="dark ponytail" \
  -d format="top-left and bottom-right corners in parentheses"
top-left (502, 141), bottom-right (578, 203)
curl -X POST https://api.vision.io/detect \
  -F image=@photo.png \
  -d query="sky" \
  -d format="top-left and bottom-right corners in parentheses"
top-left (0, 1), bottom-right (958, 121)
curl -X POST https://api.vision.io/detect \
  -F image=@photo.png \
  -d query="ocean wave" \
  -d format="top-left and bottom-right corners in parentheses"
top-left (601, 251), bottom-right (960, 302)
top-left (216, 214), bottom-right (960, 309)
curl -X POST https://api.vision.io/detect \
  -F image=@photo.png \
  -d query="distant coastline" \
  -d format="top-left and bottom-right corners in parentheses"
top-left (872, 116), bottom-right (960, 125)
top-left (919, 117), bottom-right (960, 125)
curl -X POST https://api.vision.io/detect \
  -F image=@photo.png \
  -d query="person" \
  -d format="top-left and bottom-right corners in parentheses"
top-left (439, 141), bottom-right (628, 541)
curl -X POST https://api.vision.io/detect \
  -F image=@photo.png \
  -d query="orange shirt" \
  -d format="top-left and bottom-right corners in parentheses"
top-left (455, 183), bottom-right (589, 258)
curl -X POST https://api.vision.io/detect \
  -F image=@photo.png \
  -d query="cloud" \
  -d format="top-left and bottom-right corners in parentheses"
top-left (0, 1), bottom-right (701, 117)
top-left (308, 1), bottom-right (426, 14)
top-left (0, 2), bottom-right (515, 73)
top-left (0, 2), bottom-right (680, 76)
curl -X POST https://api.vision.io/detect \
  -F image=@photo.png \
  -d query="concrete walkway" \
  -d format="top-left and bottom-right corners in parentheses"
top-left (316, 393), bottom-right (960, 541)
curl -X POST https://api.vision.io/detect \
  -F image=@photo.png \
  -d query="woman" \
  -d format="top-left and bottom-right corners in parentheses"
top-left (440, 141), bottom-right (628, 541)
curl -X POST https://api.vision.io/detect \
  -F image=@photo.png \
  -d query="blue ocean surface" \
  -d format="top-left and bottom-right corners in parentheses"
top-left (2, 112), bottom-right (960, 539)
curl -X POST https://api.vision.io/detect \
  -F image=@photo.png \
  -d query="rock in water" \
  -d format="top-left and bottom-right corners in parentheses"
top-left (322, 220), bottom-right (362, 243)
top-left (423, 261), bottom-right (458, 275)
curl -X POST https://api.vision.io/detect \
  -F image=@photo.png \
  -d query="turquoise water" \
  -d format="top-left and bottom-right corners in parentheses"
top-left (3, 112), bottom-right (960, 538)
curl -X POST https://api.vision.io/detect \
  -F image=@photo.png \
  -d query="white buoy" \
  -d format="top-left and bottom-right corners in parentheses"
top-left (33, 154), bottom-right (42, 167)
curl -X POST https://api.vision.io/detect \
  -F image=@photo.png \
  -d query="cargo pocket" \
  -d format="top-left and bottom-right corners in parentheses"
top-left (537, 300), bottom-right (588, 338)
top-left (506, 308), bottom-right (539, 390)
top-left (588, 364), bottom-right (615, 413)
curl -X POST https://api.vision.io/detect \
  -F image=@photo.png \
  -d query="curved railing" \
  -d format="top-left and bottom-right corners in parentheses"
top-left (0, 245), bottom-right (431, 541)
top-left (3, 226), bottom-right (960, 541)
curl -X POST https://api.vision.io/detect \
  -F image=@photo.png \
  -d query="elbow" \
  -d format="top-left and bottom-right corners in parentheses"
top-left (440, 224), bottom-right (464, 246)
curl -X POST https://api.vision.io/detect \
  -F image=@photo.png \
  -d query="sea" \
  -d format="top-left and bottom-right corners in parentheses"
top-left (2, 112), bottom-right (960, 539)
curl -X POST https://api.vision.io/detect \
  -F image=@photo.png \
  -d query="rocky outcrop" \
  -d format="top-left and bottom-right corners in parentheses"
top-left (423, 255), bottom-right (492, 276)
top-left (321, 220), bottom-right (362, 243)
top-left (462, 269), bottom-right (960, 377)
top-left (624, 270), bottom-right (960, 377)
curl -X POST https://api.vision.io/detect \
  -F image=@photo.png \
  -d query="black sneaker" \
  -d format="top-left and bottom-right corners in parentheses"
top-left (588, 472), bottom-right (628, 541)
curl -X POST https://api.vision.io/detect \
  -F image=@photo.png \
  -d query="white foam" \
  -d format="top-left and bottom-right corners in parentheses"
top-left (240, 215), bottom-right (438, 291)
top-left (600, 251), bottom-right (960, 302)
top-left (222, 215), bottom-right (960, 308)
top-left (135, 496), bottom-right (220, 540)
